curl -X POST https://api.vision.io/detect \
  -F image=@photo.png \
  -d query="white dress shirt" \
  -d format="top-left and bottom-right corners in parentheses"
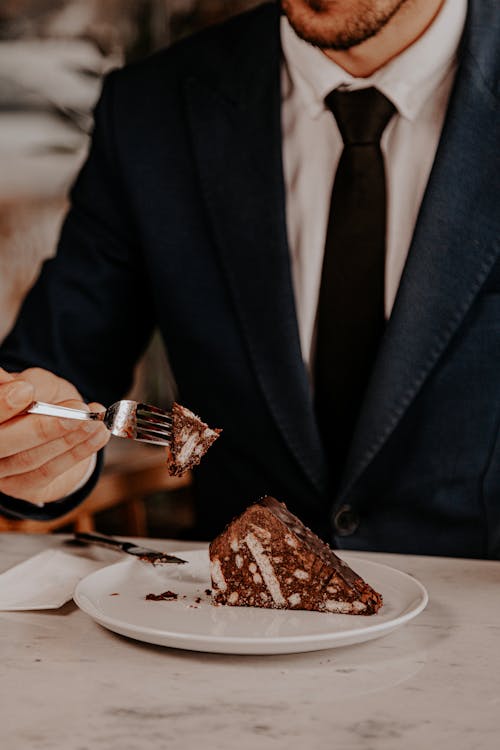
top-left (280, 0), bottom-right (468, 376)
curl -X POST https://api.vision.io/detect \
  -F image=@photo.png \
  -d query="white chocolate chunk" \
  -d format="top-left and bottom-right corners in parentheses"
top-left (324, 600), bottom-right (366, 613)
top-left (244, 532), bottom-right (286, 607)
top-left (293, 569), bottom-right (309, 580)
top-left (210, 559), bottom-right (227, 592)
top-left (250, 524), bottom-right (271, 541)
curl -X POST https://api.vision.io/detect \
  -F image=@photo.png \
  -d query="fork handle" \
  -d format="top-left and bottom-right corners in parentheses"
top-left (26, 401), bottom-right (102, 421)
top-left (74, 532), bottom-right (132, 552)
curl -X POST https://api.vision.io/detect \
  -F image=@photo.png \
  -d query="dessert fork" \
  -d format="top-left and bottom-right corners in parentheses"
top-left (27, 400), bottom-right (171, 446)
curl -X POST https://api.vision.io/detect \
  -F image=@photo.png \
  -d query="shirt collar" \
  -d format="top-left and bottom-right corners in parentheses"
top-left (280, 0), bottom-right (468, 121)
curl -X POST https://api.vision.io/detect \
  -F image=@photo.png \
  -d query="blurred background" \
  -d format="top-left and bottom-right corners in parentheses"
top-left (0, 0), bottom-right (261, 538)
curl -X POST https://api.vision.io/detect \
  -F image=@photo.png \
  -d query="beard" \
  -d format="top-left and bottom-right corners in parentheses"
top-left (281, 0), bottom-right (411, 51)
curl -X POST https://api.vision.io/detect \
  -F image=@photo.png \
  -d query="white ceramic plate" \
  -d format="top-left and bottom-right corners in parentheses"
top-left (74, 549), bottom-right (428, 655)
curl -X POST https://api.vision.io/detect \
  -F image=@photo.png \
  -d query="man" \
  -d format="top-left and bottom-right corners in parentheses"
top-left (0, 0), bottom-right (498, 557)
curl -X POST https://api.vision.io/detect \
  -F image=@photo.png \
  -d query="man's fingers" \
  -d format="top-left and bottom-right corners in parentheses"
top-left (0, 412), bottom-right (82, 457)
top-left (0, 367), bottom-right (109, 503)
top-left (0, 368), bottom-right (16, 384)
top-left (16, 367), bottom-right (81, 403)
top-left (0, 368), bottom-right (87, 430)
top-left (0, 398), bottom-right (102, 458)
top-left (87, 402), bottom-right (106, 415)
top-left (0, 421), bottom-right (108, 479)
top-left (0, 427), bottom-right (110, 496)
top-left (0, 379), bottom-right (35, 423)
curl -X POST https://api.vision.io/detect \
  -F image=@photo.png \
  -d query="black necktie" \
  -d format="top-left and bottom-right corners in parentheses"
top-left (314, 87), bottom-right (396, 491)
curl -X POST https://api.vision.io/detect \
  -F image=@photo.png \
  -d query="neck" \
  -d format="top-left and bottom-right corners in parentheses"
top-left (323, 0), bottom-right (445, 77)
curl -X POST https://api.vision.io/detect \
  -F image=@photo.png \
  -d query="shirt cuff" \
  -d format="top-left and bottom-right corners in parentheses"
top-left (0, 451), bottom-right (104, 522)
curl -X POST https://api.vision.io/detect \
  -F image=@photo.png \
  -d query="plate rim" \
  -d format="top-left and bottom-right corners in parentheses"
top-left (74, 550), bottom-right (428, 649)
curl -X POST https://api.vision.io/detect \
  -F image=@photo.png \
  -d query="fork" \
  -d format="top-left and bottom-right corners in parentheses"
top-left (68, 531), bottom-right (187, 565)
top-left (27, 400), bottom-right (172, 446)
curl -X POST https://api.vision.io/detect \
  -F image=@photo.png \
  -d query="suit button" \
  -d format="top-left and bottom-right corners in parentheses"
top-left (333, 505), bottom-right (359, 536)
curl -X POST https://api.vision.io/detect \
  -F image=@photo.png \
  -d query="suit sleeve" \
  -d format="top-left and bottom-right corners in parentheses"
top-left (0, 71), bottom-right (156, 519)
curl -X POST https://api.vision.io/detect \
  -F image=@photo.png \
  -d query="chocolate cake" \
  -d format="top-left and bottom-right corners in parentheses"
top-left (209, 497), bottom-right (382, 615)
top-left (166, 402), bottom-right (221, 477)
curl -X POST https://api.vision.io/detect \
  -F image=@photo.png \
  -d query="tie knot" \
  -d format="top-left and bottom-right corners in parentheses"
top-left (325, 87), bottom-right (396, 146)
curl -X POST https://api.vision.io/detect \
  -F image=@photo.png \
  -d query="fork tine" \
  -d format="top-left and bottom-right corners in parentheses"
top-left (138, 416), bottom-right (172, 430)
top-left (137, 402), bottom-right (168, 413)
top-left (135, 416), bottom-right (171, 433)
top-left (134, 422), bottom-right (171, 440)
top-left (134, 437), bottom-right (170, 448)
top-left (134, 430), bottom-right (170, 446)
top-left (137, 413), bottom-right (172, 429)
top-left (135, 423), bottom-right (171, 439)
top-left (137, 407), bottom-right (172, 420)
top-left (137, 403), bottom-right (172, 421)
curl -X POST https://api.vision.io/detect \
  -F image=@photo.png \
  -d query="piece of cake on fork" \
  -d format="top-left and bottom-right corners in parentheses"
top-left (209, 496), bottom-right (382, 615)
top-left (166, 402), bottom-right (221, 476)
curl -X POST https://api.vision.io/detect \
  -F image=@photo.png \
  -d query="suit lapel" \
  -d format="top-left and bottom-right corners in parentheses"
top-left (340, 1), bottom-right (500, 498)
top-left (181, 0), bottom-right (499, 504)
top-left (183, 6), bottom-right (327, 495)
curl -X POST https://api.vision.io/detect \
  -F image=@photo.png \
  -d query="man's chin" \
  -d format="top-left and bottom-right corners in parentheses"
top-left (281, 0), bottom-right (408, 51)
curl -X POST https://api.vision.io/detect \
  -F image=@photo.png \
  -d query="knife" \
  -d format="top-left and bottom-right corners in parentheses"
top-left (72, 532), bottom-right (187, 565)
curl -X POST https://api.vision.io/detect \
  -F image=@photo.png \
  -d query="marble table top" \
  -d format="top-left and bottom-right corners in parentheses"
top-left (1, 533), bottom-right (499, 750)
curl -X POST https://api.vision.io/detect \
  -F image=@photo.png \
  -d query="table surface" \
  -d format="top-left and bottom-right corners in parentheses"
top-left (1, 534), bottom-right (499, 750)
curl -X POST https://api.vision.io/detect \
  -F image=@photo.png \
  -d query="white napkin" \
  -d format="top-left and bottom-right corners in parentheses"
top-left (0, 549), bottom-right (105, 610)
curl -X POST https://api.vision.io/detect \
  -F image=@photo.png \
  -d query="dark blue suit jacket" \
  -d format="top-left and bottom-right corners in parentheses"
top-left (1, 1), bottom-right (499, 557)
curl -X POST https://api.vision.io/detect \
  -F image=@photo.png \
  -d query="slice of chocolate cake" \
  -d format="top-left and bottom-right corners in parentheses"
top-left (209, 497), bottom-right (382, 615)
top-left (166, 402), bottom-right (221, 477)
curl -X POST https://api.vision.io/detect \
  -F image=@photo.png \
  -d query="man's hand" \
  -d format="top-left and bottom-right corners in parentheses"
top-left (0, 367), bottom-right (110, 505)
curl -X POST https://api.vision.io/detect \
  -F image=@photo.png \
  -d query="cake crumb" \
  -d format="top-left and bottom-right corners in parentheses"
top-left (145, 590), bottom-right (178, 601)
